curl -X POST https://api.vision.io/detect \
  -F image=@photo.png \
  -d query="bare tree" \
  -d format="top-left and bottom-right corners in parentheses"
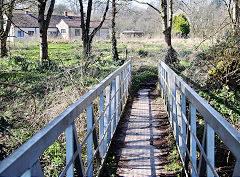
top-left (78, 0), bottom-right (110, 58)
top-left (134, 0), bottom-right (178, 64)
top-left (111, 0), bottom-right (119, 61)
top-left (38, 0), bottom-right (55, 63)
top-left (53, 3), bottom-right (70, 15)
top-left (0, 0), bottom-right (15, 57)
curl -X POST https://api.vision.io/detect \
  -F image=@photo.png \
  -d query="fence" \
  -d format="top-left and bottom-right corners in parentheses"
top-left (158, 61), bottom-right (240, 176)
top-left (0, 60), bottom-right (131, 177)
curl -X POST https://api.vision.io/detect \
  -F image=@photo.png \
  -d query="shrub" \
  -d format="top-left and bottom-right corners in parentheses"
top-left (136, 49), bottom-right (148, 57)
top-left (173, 13), bottom-right (190, 37)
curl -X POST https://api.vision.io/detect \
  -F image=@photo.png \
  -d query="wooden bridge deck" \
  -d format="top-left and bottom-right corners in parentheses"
top-left (103, 88), bottom-right (178, 176)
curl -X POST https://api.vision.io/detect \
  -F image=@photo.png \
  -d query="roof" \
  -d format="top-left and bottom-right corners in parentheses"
top-left (12, 13), bottom-right (108, 29)
top-left (61, 19), bottom-right (108, 29)
top-left (122, 30), bottom-right (144, 34)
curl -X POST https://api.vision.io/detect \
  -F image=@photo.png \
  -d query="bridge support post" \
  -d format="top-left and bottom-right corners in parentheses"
top-left (207, 124), bottom-right (215, 177)
top-left (66, 123), bottom-right (74, 177)
top-left (111, 79), bottom-right (116, 138)
top-left (181, 92), bottom-right (186, 161)
top-left (105, 84), bottom-right (112, 147)
top-left (87, 104), bottom-right (93, 176)
top-left (190, 103), bottom-right (197, 177)
top-left (99, 91), bottom-right (104, 158)
top-left (116, 75), bottom-right (120, 124)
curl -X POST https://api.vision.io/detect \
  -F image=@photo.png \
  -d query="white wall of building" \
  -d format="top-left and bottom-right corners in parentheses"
top-left (56, 20), bottom-right (69, 40)
top-left (8, 27), bottom-right (59, 42)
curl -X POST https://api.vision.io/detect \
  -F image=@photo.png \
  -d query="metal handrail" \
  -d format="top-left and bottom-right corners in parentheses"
top-left (0, 60), bottom-right (132, 177)
top-left (158, 61), bottom-right (240, 177)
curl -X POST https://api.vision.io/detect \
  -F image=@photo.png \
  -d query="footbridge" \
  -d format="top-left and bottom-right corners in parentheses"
top-left (0, 60), bottom-right (239, 176)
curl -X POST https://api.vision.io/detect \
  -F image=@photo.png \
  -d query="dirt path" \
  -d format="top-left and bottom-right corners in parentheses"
top-left (101, 87), bottom-right (182, 176)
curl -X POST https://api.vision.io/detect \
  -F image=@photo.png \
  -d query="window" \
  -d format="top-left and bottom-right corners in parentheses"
top-left (18, 31), bottom-right (24, 37)
top-left (61, 29), bottom-right (66, 34)
top-left (75, 29), bottom-right (80, 36)
top-left (49, 31), bottom-right (57, 37)
top-left (28, 31), bottom-right (34, 36)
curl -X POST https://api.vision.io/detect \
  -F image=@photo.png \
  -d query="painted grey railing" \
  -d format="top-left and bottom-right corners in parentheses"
top-left (159, 61), bottom-right (240, 177)
top-left (0, 60), bottom-right (131, 177)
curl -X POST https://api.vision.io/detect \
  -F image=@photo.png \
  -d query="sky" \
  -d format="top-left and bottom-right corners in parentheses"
top-left (55, 0), bottom-right (149, 8)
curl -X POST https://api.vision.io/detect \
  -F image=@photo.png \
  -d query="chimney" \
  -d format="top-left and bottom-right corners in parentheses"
top-left (64, 11), bottom-right (68, 16)
top-left (25, 10), bottom-right (29, 14)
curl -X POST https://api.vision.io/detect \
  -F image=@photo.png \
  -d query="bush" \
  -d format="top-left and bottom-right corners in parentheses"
top-left (173, 14), bottom-right (190, 37)
top-left (136, 49), bottom-right (148, 57)
top-left (202, 32), bottom-right (240, 91)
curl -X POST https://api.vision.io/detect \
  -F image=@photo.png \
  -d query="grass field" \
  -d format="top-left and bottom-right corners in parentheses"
top-left (0, 37), bottom-right (239, 176)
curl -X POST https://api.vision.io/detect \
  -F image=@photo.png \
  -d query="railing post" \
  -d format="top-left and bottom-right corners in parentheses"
top-left (190, 103), bottom-right (197, 177)
top-left (116, 75), bottom-right (120, 124)
top-left (99, 91), bottom-right (104, 158)
top-left (176, 83), bottom-right (182, 154)
top-left (207, 123), bottom-right (215, 177)
top-left (173, 77), bottom-right (179, 145)
top-left (66, 123), bottom-right (74, 177)
top-left (21, 169), bottom-right (31, 177)
top-left (181, 92), bottom-right (187, 161)
top-left (105, 84), bottom-right (112, 147)
top-left (87, 104), bottom-right (93, 177)
top-left (121, 71), bottom-right (124, 112)
top-left (111, 79), bottom-right (116, 137)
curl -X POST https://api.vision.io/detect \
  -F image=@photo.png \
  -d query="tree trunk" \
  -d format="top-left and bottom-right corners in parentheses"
top-left (111, 0), bottom-right (119, 61)
top-left (79, 0), bottom-right (109, 59)
top-left (40, 29), bottom-right (49, 63)
top-left (233, 0), bottom-right (239, 32)
top-left (38, 0), bottom-right (55, 64)
top-left (0, 0), bottom-right (15, 58)
top-left (160, 0), bottom-right (178, 64)
top-left (0, 36), bottom-right (8, 58)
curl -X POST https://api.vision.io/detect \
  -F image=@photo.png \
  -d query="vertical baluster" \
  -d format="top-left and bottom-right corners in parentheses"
top-left (111, 79), bottom-right (116, 137)
top-left (21, 169), bottom-right (31, 177)
top-left (120, 71), bottom-right (123, 113)
top-left (66, 123), bottom-right (74, 177)
top-left (116, 75), bottom-right (120, 124)
top-left (87, 104), bottom-right (93, 176)
top-left (173, 77), bottom-right (179, 145)
top-left (105, 85), bottom-right (112, 146)
top-left (124, 67), bottom-right (127, 105)
top-left (99, 91), bottom-right (104, 158)
top-left (160, 64), bottom-right (163, 98)
top-left (126, 66), bottom-right (129, 98)
top-left (169, 73), bottom-right (174, 130)
top-left (165, 70), bottom-right (168, 106)
top-left (163, 68), bottom-right (166, 101)
top-left (190, 103), bottom-right (197, 177)
top-left (181, 92), bottom-right (187, 161)
top-left (176, 83), bottom-right (181, 153)
top-left (122, 69), bottom-right (125, 108)
top-left (207, 123), bottom-right (215, 177)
